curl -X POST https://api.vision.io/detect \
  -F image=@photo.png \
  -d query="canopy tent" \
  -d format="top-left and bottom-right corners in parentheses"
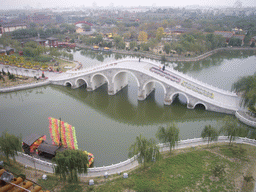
top-left (37, 142), bottom-right (67, 158)
top-left (22, 134), bottom-right (46, 155)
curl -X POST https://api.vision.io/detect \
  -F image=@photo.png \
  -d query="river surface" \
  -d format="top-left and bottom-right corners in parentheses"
top-left (0, 49), bottom-right (256, 166)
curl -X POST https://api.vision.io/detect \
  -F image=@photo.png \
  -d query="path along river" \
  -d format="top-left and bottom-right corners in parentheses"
top-left (0, 49), bottom-right (256, 167)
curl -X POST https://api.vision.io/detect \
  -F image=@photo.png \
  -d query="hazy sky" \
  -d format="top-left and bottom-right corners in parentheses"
top-left (0, 0), bottom-right (255, 10)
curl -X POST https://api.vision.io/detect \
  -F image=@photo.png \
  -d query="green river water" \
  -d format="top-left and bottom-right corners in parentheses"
top-left (0, 49), bottom-right (255, 166)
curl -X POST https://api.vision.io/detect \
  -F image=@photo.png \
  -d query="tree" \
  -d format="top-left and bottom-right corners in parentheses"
top-left (163, 43), bottom-right (171, 54)
top-left (232, 73), bottom-right (256, 107)
top-left (53, 149), bottom-right (88, 181)
top-left (129, 134), bottom-right (160, 168)
top-left (228, 37), bottom-right (242, 46)
top-left (113, 35), bottom-right (125, 49)
top-left (123, 32), bottom-right (131, 41)
top-left (220, 116), bottom-right (247, 145)
top-left (0, 131), bottom-right (22, 164)
top-left (156, 123), bottom-right (179, 153)
top-left (129, 41), bottom-right (137, 50)
top-left (156, 27), bottom-right (165, 41)
top-left (201, 125), bottom-right (219, 146)
top-left (250, 41), bottom-right (255, 48)
top-left (138, 31), bottom-right (148, 42)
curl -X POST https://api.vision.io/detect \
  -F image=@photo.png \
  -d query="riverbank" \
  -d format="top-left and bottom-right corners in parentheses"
top-left (76, 43), bottom-right (256, 62)
top-left (2, 137), bottom-right (256, 192)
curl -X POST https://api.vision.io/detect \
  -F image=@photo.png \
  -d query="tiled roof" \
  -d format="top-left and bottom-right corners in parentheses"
top-left (233, 34), bottom-right (245, 40)
top-left (23, 133), bottom-right (44, 146)
top-left (214, 31), bottom-right (233, 38)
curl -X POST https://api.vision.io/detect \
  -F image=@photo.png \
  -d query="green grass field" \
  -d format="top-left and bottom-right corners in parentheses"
top-left (1, 143), bottom-right (255, 191)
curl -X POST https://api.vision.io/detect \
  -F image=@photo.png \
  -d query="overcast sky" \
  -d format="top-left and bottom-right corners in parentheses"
top-left (0, 0), bottom-right (255, 10)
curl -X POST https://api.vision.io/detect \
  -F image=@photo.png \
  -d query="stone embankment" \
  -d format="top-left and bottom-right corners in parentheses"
top-left (0, 80), bottom-right (50, 93)
top-left (15, 136), bottom-right (256, 177)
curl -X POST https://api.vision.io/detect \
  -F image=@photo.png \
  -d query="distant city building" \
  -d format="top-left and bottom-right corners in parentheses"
top-left (27, 13), bottom-right (52, 24)
top-left (214, 31), bottom-right (234, 43)
top-left (0, 23), bottom-right (27, 35)
top-left (47, 37), bottom-right (58, 47)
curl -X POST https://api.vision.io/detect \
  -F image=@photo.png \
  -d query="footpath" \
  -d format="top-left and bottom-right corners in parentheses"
top-left (15, 136), bottom-right (256, 178)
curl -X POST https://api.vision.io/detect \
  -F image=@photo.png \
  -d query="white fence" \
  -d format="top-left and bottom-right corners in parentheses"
top-left (235, 111), bottom-right (256, 128)
top-left (16, 136), bottom-right (256, 176)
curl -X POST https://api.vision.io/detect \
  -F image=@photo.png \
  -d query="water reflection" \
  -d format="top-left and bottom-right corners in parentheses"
top-left (1, 50), bottom-right (256, 166)
top-left (174, 50), bottom-right (256, 73)
top-left (52, 84), bottom-right (224, 125)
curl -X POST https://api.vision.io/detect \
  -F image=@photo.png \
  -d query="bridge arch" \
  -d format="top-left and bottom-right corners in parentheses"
top-left (90, 73), bottom-right (109, 90)
top-left (194, 102), bottom-right (207, 110)
top-left (169, 91), bottom-right (189, 104)
top-left (112, 70), bottom-right (140, 87)
top-left (64, 81), bottom-right (73, 87)
top-left (75, 78), bottom-right (88, 88)
top-left (142, 79), bottom-right (167, 98)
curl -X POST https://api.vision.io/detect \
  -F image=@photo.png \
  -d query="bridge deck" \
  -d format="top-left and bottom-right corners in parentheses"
top-left (51, 59), bottom-right (239, 112)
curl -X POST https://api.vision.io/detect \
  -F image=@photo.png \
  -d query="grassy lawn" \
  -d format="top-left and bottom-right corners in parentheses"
top-left (92, 143), bottom-right (255, 192)
top-left (1, 143), bottom-right (255, 191)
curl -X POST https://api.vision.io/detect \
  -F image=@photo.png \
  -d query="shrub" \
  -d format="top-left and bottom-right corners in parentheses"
top-left (212, 164), bottom-right (225, 177)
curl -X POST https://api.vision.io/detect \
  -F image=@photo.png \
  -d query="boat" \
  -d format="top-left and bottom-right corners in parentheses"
top-left (22, 118), bottom-right (94, 167)
top-left (48, 117), bottom-right (94, 167)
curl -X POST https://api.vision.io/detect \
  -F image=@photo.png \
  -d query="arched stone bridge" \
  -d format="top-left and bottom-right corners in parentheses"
top-left (50, 59), bottom-right (240, 114)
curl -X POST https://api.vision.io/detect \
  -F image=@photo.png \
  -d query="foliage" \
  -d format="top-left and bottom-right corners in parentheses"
top-left (243, 175), bottom-right (254, 183)
top-left (163, 43), bottom-right (171, 54)
top-left (129, 41), bottom-right (137, 50)
top-left (138, 31), bottom-right (148, 42)
top-left (232, 73), bottom-right (256, 107)
top-left (37, 175), bottom-right (60, 191)
top-left (229, 37), bottom-right (242, 46)
top-left (250, 41), bottom-right (255, 47)
top-left (34, 55), bottom-right (52, 62)
top-left (60, 183), bottom-right (83, 192)
top-left (53, 149), bottom-right (88, 182)
top-left (156, 27), bottom-right (164, 41)
top-left (140, 43), bottom-right (150, 51)
top-left (156, 123), bottom-right (179, 153)
top-left (212, 164), bottom-right (225, 177)
top-left (113, 35), bottom-right (125, 49)
top-left (0, 131), bottom-right (22, 163)
top-left (201, 125), bottom-right (219, 145)
top-left (129, 134), bottom-right (160, 168)
top-left (0, 74), bottom-right (5, 82)
top-left (95, 148), bottom-right (238, 192)
top-left (219, 116), bottom-right (248, 145)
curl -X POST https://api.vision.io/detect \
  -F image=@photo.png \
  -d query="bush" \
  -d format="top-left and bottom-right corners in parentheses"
top-left (34, 56), bottom-right (52, 62)
top-left (212, 164), bottom-right (225, 177)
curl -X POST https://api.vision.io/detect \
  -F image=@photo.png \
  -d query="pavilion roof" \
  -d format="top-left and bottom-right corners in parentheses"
top-left (23, 133), bottom-right (45, 146)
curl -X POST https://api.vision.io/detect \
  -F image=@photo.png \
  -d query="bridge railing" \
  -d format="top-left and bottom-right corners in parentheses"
top-left (139, 58), bottom-right (237, 97)
top-left (66, 58), bottom-right (236, 97)
top-left (16, 136), bottom-right (256, 176)
top-left (51, 58), bottom-right (239, 110)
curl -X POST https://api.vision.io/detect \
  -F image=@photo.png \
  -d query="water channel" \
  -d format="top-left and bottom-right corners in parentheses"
top-left (0, 49), bottom-right (255, 166)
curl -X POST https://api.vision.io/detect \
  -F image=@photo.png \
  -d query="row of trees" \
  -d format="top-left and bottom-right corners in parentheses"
top-left (11, 24), bottom-right (76, 39)
top-left (129, 115), bottom-right (252, 169)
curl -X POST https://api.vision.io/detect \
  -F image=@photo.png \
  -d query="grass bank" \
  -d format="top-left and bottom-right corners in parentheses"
top-left (1, 143), bottom-right (256, 191)
top-left (91, 143), bottom-right (256, 192)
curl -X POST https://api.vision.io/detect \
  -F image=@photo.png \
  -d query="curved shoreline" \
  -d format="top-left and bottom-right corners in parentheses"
top-left (15, 136), bottom-right (256, 178)
top-left (76, 44), bottom-right (256, 62)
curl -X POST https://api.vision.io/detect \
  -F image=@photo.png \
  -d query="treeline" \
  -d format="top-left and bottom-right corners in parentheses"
top-left (11, 24), bottom-right (76, 39)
